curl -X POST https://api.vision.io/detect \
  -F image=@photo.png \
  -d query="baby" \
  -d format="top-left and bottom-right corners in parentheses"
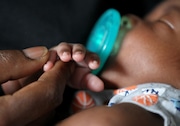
top-left (46, 0), bottom-right (180, 125)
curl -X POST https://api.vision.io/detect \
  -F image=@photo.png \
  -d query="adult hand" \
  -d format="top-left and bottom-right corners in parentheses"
top-left (0, 47), bottom-right (74, 126)
top-left (1, 46), bottom-right (49, 94)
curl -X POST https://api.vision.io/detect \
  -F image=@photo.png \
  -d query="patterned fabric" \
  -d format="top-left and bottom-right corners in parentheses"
top-left (108, 83), bottom-right (180, 126)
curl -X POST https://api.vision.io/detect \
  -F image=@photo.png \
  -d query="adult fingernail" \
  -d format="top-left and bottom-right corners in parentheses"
top-left (23, 46), bottom-right (48, 59)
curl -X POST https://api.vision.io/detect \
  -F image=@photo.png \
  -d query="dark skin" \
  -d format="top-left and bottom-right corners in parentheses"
top-left (0, 46), bottom-right (101, 125)
top-left (4, 0), bottom-right (176, 125)
top-left (101, 0), bottom-right (180, 89)
top-left (55, 0), bottom-right (180, 125)
top-left (0, 47), bottom-right (76, 126)
top-left (57, 103), bottom-right (163, 126)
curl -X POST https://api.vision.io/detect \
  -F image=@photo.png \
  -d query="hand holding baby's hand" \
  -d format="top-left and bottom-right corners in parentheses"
top-left (44, 42), bottom-right (104, 92)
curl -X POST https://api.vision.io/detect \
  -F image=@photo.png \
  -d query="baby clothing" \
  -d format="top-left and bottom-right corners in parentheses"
top-left (108, 83), bottom-right (180, 126)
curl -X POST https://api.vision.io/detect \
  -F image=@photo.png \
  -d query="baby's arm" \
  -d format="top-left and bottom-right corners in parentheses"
top-left (43, 42), bottom-right (104, 92)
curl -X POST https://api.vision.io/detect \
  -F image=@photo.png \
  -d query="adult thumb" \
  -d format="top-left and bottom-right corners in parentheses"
top-left (0, 46), bottom-right (49, 83)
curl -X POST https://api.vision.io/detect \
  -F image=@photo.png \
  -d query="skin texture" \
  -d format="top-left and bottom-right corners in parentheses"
top-left (1, 47), bottom-right (49, 94)
top-left (0, 43), bottom-right (102, 125)
top-left (56, 0), bottom-right (180, 126)
top-left (57, 103), bottom-right (163, 126)
top-left (0, 47), bottom-right (56, 126)
top-left (0, 46), bottom-right (102, 125)
top-left (44, 42), bottom-right (104, 92)
top-left (1, 0), bottom-right (179, 125)
top-left (100, 0), bottom-right (180, 89)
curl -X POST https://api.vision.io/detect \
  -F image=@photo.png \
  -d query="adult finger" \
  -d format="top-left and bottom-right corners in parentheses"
top-left (0, 60), bottom-right (74, 126)
top-left (0, 46), bottom-right (49, 83)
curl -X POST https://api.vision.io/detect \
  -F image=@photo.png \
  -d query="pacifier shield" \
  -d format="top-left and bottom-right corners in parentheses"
top-left (86, 8), bottom-right (121, 74)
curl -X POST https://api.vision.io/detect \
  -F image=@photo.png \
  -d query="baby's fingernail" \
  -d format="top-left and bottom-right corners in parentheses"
top-left (89, 60), bottom-right (99, 69)
top-left (62, 51), bottom-right (70, 56)
top-left (23, 46), bottom-right (48, 59)
top-left (75, 50), bottom-right (83, 54)
top-left (43, 61), bottom-right (53, 71)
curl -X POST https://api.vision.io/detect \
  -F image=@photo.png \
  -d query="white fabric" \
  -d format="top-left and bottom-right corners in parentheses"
top-left (108, 83), bottom-right (180, 126)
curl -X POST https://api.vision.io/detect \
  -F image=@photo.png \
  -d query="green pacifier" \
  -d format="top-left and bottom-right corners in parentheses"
top-left (86, 9), bottom-right (121, 75)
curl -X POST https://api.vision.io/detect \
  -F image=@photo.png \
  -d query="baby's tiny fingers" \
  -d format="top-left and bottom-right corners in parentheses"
top-left (43, 51), bottom-right (57, 71)
top-left (54, 42), bottom-right (72, 62)
top-left (72, 44), bottom-right (86, 62)
top-left (85, 52), bottom-right (100, 70)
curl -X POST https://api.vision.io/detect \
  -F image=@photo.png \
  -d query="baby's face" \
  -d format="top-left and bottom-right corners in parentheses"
top-left (100, 0), bottom-right (180, 89)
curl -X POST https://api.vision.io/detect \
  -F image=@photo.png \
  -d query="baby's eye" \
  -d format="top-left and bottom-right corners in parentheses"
top-left (151, 18), bottom-right (174, 34)
top-left (158, 18), bottom-right (174, 30)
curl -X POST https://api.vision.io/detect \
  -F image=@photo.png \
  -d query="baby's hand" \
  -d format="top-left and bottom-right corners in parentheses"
top-left (43, 42), bottom-right (100, 71)
top-left (43, 42), bottom-right (104, 92)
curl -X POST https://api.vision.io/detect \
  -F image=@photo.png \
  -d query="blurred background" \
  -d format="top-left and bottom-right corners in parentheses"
top-left (0, 0), bottom-right (162, 49)
top-left (0, 0), bottom-right (163, 125)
